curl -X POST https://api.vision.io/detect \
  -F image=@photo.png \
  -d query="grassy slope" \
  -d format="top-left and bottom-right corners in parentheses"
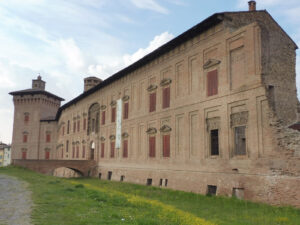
top-left (0, 166), bottom-right (299, 225)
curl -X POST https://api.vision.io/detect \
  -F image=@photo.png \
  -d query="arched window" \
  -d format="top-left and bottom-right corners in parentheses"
top-left (88, 103), bottom-right (100, 135)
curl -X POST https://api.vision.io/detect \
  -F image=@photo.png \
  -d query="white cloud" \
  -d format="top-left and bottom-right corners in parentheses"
top-left (130, 0), bottom-right (169, 14)
top-left (58, 39), bottom-right (85, 71)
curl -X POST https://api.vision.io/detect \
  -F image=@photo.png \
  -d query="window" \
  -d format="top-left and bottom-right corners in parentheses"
top-left (147, 178), bottom-right (152, 186)
top-left (207, 185), bottom-right (217, 196)
top-left (110, 142), bottom-right (115, 158)
top-left (82, 145), bottom-right (85, 158)
top-left (149, 136), bottom-right (156, 157)
top-left (101, 111), bottom-right (106, 125)
top-left (210, 129), bottom-right (219, 156)
top-left (73, 121), bottom-right (76, 133)
top-left (101, 143), bottom-right (105, 158)
top-left (61, 148), bottom-right (64, 158)
top-left (77, 120), bottom-right (80, 132)
top-left (83, 118), bottom-right (86, 130)
top-left (92, 119), bottom-right (95, 132)
top-left (22, 151), bottom-right (27, 160)
top-left (62, 126), bottom-right (65, 136)
top-left (107, 171), bottom-right (112, 180)
top-left (234, 126), bottom-right (246, 155)
top-left (98, 173), bottom-right (102, 179)
top-left (67, 120), bottom-right (70, 134)
top-left (88, 103), bottom-right (100, 135)
top-left (162, 87), bottom-right (170, 109)
top-left (24, 114), bottom-right (29, 123)
top-left (162, 134), bottom-right (170, 157)
top-left (120, 175), bottom-right (125, 182)
top-left (23, 134), bottom-right (28, 143)
top-left (66, 140), bottom-right (69, 152)
top-left (207, 70), bottom-right (218, 96)
top-left (111, 107), bottom-right (116, 123)
top-left (123, 102), bottom-right (129, 119)
top-left (149, 92), bottom-right (156, 112)
top-left (72, 146), bottom-right (75, 158)
top-left (45, 151), bottom-right (50, 160)
top-left (123, 140), bottom-right (128, 158)
top-left (46, 133), bottom-right (51, 143)
top-left (76, 146), bottom-right (79, 158)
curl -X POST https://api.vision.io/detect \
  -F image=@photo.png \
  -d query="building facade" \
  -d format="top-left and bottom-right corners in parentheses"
top-left (0, 142), bottom-right (11, 167)
top-left (9, 3), bottom-right (300, 207)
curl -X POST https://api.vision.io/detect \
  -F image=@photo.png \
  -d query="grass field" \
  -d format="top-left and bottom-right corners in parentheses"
top-left (0, 166), bottom-right (299, 225)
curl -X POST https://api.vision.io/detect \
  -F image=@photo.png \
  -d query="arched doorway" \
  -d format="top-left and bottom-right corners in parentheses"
top-left (90, 141), bottom-right (95, 160)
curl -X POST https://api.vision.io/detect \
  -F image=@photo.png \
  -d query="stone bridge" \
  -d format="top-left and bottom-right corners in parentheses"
top-left (12, 160), bottom-right (98, 177)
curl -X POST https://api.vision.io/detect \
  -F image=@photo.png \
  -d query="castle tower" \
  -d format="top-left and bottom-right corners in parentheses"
top-left (9, 76), bottom-right (64, 160)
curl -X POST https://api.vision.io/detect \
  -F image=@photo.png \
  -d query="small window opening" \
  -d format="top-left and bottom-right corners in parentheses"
top-left (98, 173), bottom-right (102, 179)
top-left (207, 185), bottom-right (217, 196)
top-left (120, 175), bottom-right (125, 182)
top-left (147, 178), bottom-right (152, 186)
top-left (159, 179), bottom-right (163, 187)
top-left (165, 179), bottom-right (168, 187)
top-left (234, 126), bottom-right (246, 155)
top-left (232, 188), bottom-right (244, 200)
top-left (107, 171), bottom-right (112, 180)
top-left (210, 129), bottom-right (219, 155)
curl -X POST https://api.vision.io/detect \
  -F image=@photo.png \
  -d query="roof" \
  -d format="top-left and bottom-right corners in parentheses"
top-left (54, 10), bottom-right (297, 120)
top-left (9, 88), bottom-right (64, 101)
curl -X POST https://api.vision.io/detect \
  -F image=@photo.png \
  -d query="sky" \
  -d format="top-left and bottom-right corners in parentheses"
top-left (0, 0), bottom-right (299, 144)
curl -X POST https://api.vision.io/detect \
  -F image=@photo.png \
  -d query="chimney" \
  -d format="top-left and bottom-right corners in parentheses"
top-left (248, 1), bottom-right (256, 11)
top-left (84, 76), bottom-right (102, 92)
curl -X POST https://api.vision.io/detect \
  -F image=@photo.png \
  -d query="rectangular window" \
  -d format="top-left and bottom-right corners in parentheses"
top-left (147, 178), bottom-right (152, 186)
top-left (46, 133), bottom-right (51, 143)
top-left (101, 111), bottom-right (106, 125)
top-left (67, 120), bottom-right (70, 134)
top-left (73, 121), bottom-right (76, 133)
top-left (111, 107), bottom-right (116, 123)
top-left (110, 142), bottom-right (115, 158)
top-left (45, 151), bottom-right (50, 160)
top-left (77, 121), bottom-right (80, 132)
top-left (24, 114), bottom-right (29, 122)
top-left (76, 146), bottom-right (79, 158)
top-left (83, 118), bottom-right (86, 130)
top-left (123, 140), bottom-right (128, 158)
top-left (149, 92), bottom-right (156, 112)
top-left (207, 70), bottom-right (218, 96)
top-left (82, 146), bottom-right (85, 158)
top-left (101, 143), bottom-right (105, 158)
top-left (23, 134), bottom-right (28, 143)
top-left (210, 129), bottom-right (219, 155)
top-left (207, 185), bottom-right (217, 196)
top-left (92, 119), bottom-right (95, 132)
top-left (107, 171), bottom-right (112, 180)
top-left (72, 146), bottom-right (75, 158)
top-left (66, 140), bottom-right (69, 153)
top-left (61, 148), bottom-right (64, 158)
top-left (149, 136), bottom-right (156, 157)
top-left (62, 126), bottom-right (65, 136)
top-left (162, 134), bottom-right (170, 157)
top-left (123, 102), bottom-right (129, 119)
top-left (162, 87), bottom-right (170, 109)
top-left (120, 175), bottom-right (125, 182)
top-left (234, 126), bottom-right (246, 155)
top-left (22, 151), bottom-right (27, 160)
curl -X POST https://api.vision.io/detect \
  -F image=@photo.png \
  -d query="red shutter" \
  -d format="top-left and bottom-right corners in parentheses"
top-left (61, 148), bottom-right (64, 158)
top-left (111, 108), bottom-right (116, 122)
top-left (149, 93), bottom-right (156, 112)
top-left (73, 122), bottom-right (76, 133)
top-left (22, 151), bottom-right (27, 159)
top-left (77, 121), bottom-right (80, 132)
top-left (83, 118), bottom-right (86, 130)
top-left (82, 146), bottom-right (85, 158)
top-left (46, 134), bottom-right (51, 143)
top-left (102, 111), bottom-right (106, 125)
top-left (76, 146), bottom-right (79, 158)
top-left (101, 143), bottom-right (105, 158)
top-left (45, 151), bottom-right (50, 160)
top-left (110, 142), bottom-right (115, 158)
top-left (123, 140), bottom-right (128, 158)
top-left (207, 70), bottom-right (218, 96)
top-left (163, 87), bottom-right (170, 109)
top-left (163, 134), bottom-right (170, 157)
top-left (149, 136), bottom-right (156, 157)
top-left (124, 102), bottom-right (129, 119)
top-left (67, 121), bottom-right (70, 134)
top-left (23, 134), bottom-right (27, 143)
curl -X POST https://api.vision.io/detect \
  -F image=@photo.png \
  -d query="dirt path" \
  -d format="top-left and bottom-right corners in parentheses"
top-left (0, 174), bottom-right (32, 225)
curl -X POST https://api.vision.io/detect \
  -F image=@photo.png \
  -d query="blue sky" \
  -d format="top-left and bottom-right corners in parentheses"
top-left (0, 0), bottom-right (299, 144)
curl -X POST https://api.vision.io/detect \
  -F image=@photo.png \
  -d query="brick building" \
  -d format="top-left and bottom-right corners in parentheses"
top-left (9, 2), bottom-right (300, 207)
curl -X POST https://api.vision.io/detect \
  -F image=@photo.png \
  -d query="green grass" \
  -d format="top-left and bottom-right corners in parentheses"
top-left (0, 166), bottom-right (299, 225)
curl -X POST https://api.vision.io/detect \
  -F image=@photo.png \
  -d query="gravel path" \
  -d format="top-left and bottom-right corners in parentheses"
top-left (0, 175), bottom-right (32, 225)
